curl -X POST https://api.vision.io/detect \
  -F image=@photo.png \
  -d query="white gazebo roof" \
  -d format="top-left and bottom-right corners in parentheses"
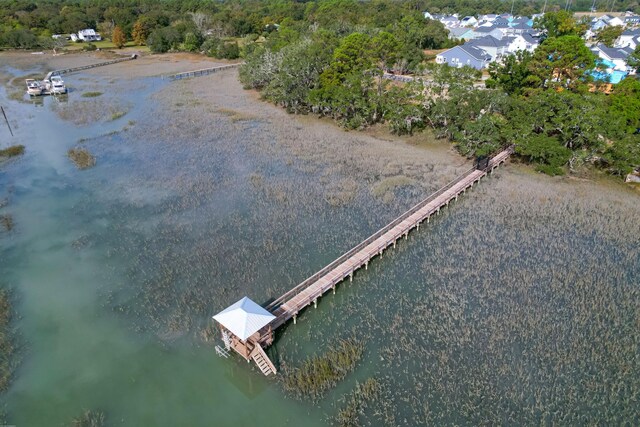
top-left (212, 297), bottom-right (275, 341)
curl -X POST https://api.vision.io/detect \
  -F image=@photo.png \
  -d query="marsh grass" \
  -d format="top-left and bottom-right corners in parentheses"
top-left (81, 92), bottom-right (103, 98)
top-left (76, 70), bottom-right (639, 425)
top-left (334, 378), bottom-right (381, 427)
top-left (280, 338), bottom-right (364, 402)
top-left (68, 147), bottom-right (96, 170)
top-left (110, 111), bottom-right (126, 121)
top-left (71, 409), bottom-right (105, 427)
top-left (0, 145), bottom-right (25, 158)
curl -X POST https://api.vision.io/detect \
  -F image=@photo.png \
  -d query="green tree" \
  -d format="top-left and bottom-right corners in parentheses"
top-left (626, 45), bottom-right (640, 73)
top-left (112, 25), bottom-right (126, 49)
top-left (528, 36), bottom-right (595, 91)
top-left (595, 26), bottom-right (624, 47)
top-left (146, 27), bottom-right (181, 53)
top-left (608, 77), bottom-right (640, 133)
top-left (534, 11), bottom-right (586, 39)
top-left (487, 50), bottom-right (535, 95)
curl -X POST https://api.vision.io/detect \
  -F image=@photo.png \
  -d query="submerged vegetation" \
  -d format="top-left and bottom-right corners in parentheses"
top-left (0, 215), bottom-right (13, 232)
top-left (281, 338), bottom-right (364, 401)
top-left (334, 378), bottom-right (382, 427)
top-left (0, 290), bottom-right (15, 392)
top-left (71, 409), bottom-right (105, 427)
top-left (81, 92), bottom-right (103, 98)
top-left (0, 145), bottom-right (24, 158)
top-left (68, 147), bottom-right (96, 169)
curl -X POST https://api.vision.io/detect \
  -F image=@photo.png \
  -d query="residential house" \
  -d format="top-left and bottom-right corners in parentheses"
top-left (616, 29), bottom-right (640, 48)
top-left (591, 44), bottom-right (634, 71)
top-left (460, 16), bottom-right (478, 27)
top-left (448, 27), bottom-right (475, 41)
top-left (472, 25), bottom-right (505, 40)
top-left (607, 16), bottom-right (625, 27)
top-left (436, 44), bottom-right (492, 69)
top-left (440, 15), bottom-right (461, 28)
top-left (481, 14), bottom-right (498, 22)
top-left (624, 14), bottom-right (640, 26)
top-left (71, 29), bottom-right (101, 42)
top-left (505, 33), bottom-right (540, 53)
top-left (467, 35), bottom-right (510, 61)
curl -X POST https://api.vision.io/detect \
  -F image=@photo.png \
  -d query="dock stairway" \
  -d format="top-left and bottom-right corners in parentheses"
top-left (251, 344), bottom-right (277, 376)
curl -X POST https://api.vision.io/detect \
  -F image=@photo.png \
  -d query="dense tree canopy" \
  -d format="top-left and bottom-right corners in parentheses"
top-left (1, 0), bottom-right (638, 178)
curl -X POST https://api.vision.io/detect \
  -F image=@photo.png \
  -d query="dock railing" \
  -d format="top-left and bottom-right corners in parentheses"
top-left (265, 145), bottom-right (514, 313)
top-left (168, 63), bottom-right (242, 80)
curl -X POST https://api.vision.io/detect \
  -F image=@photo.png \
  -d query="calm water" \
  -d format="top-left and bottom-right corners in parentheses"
top-left (1, 60), bottom-right (638, 426)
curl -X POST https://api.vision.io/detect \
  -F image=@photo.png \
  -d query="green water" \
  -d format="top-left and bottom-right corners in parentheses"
top-left (1, 61), bottom-right (638, 426)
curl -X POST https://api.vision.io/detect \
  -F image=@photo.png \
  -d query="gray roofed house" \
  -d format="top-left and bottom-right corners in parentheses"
top-left (440, 15), bottom-right (460, 28)
top-left (436, 44), bottom-right (492, 69)
top-left (591, 44), bottom-right (635, 71)
top-left (448, 27), bottom-right (475, 40)
top-left (467, 35), bottom-right (510, 61)
top-left (473, 25), bottom-right (505, 40)
top-left (624, 15), bottom-right (640, 25)
top-left (616, 28), bottom-right (640, 48)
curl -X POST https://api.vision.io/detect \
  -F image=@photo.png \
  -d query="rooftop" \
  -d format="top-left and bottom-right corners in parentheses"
top-left (213, 296), bottom-right (275, 341)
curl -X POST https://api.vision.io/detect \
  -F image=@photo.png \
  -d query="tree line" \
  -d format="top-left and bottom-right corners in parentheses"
top-left (2, 0), bottom-right (639, 51)
top-left (240, 10), bottom-right (639, 177)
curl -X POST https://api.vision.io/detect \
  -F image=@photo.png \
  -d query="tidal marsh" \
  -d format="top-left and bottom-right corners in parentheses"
top-left (1, 52), bottom-right (637, 426)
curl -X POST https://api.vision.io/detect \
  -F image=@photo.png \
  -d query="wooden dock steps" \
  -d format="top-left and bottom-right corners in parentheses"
top-left (251, 344), bottom-right (277, 376)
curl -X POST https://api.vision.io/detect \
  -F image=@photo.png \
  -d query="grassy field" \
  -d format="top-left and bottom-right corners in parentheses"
top-left (63, 40), bottom-right (149, 53)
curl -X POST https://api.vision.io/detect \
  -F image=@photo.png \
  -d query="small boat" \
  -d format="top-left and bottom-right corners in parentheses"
top-left (45, 75), bottom-right (67, 95)
top-left (26, 79), bottom-right (43, 96)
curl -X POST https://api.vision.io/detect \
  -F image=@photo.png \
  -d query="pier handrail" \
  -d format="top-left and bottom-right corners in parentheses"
top-left (265, 164), bottom-right (477, 311)
top-left (266, 145), bottom-right (514, 312)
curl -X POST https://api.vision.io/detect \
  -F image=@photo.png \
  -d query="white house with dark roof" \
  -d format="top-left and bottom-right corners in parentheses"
top-left (616, 29), bottom-right (640, 48)
top-left (467, 35), bottom-right (510, 61)
top-left (505, 33), bottom-right (540, 53)
top-left (591, 44), bottom-right (635, 71)
top-left (473, 26), bottom-right (505, 40)
top-left (436, 44), bottom-right (492, 69)
top-left (440, 15), bottom-right (461, 28)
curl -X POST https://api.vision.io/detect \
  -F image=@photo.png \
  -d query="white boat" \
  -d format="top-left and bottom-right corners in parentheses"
top-left (45, 75), bottom-right (67, 95)
top-left (26, 79), bottom-right (43, 96)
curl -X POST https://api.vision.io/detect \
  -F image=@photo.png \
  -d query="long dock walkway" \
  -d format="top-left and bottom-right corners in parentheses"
top-left (49, 54), bottom-right (137, 77)
top-left (268, 147), bottom-right (513, 328)
top-left (168, 63), bottom-right (242, 80)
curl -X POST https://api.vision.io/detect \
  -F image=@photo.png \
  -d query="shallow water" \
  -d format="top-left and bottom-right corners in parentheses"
top-left (1, 58), bottom-right (638, 426)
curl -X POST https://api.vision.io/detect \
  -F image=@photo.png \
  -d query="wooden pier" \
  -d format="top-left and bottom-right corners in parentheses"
top-left (168, 63), bottom-right (241, 80)
top-left (48, 54), bottom-right (137, 77)
top-left (213, 146), bottom-right (513, 375)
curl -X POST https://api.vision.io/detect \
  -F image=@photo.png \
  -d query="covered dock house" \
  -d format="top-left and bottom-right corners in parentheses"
top-left (213, 297), bottom-right (277, 376)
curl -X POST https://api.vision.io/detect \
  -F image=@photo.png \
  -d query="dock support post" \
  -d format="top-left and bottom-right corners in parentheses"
top-left (293, 314), bottom-right (297, 325)
top-left (313, 299), bottom-right (317, 309)
top-left (349, 273), bottom-right (353, 283)
top-left (332, 286), bottom-right (336, 295)
top-left (365, 261), bottom-right (368, 270)
top-left (427, 216), bottom-right (430, 223)
top-left (393, 240), bottom-right (396, 248)
top-left (417, 222), bottom-right (420, 230)
top-left (404, 233), bottom-right (408, 240)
